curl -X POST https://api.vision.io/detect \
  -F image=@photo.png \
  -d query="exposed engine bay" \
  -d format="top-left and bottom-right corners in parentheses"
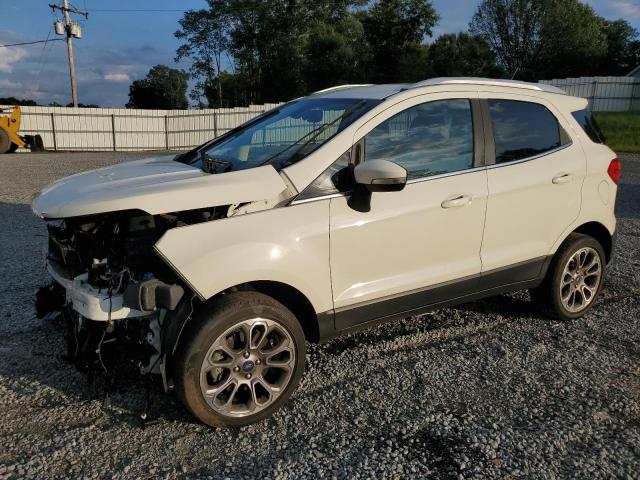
top-left (35, 207), bottom-right (229, 384)
top-left (31, 153), bottom-right (297, 398)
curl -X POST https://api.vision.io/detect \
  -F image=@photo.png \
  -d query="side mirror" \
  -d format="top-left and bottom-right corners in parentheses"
top-left (348, 160), bottom-right (407, 212)
top-left (353, 160), bottom-right (407, 192)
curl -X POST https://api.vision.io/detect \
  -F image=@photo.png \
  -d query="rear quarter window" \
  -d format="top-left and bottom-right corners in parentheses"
top-left (571, 109), bottom-right (605, 144)
top-left (489, 99), bottom-right (568, 163)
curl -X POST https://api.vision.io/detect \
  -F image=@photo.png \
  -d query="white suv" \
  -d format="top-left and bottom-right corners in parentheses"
top-left (33, 78), bottom-right (619, 427)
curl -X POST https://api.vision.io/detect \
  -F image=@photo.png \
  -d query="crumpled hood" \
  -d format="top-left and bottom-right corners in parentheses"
top-left (32, 155), bottom-right (287, 219)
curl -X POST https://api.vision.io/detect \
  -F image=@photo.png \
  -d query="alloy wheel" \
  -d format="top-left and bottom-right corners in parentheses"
top-left (199, 317), bottom-right (295, 417)
top-left (559, 247), bottom-right (602, 313)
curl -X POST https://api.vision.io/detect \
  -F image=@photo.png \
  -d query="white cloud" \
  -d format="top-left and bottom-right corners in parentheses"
top-left (0, 47), bottom-right (27, 73)
top-left (104, 72), bottom-right (130, 82)
top-left (611, 1), bottom-right (640, 20)
top-left (0, 78), bottom-right (21, 89)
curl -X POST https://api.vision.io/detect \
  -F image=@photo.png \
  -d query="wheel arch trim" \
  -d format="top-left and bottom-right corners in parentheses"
top-left (552, 220), bottom-right (614, 263)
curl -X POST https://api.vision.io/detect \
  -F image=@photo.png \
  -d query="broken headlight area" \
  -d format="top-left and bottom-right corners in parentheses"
top-left (35, 207), bottom-right (222, 379)
top-left (45, 210), bottom-right (176, 289)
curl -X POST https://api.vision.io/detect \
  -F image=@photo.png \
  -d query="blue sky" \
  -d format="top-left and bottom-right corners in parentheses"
top-left (1, 0), bottom-right (639, 107)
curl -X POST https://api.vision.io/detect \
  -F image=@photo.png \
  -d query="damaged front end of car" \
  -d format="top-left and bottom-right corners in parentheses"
top-left (36, 208), bottom-right (219, 384)
top-left (31, 156), bottom-right (294, 389)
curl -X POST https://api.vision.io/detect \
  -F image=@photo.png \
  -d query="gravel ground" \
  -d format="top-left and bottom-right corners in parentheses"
top-left (0, 151), bottom-right (639, 479)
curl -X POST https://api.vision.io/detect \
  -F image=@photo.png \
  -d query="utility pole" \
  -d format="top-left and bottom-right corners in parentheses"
top-left (50, 1), bottom-right (87, 107)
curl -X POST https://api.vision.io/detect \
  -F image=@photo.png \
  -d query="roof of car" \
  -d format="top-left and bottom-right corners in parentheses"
top-left (312, 83), bottom-right (410, 99)
top-left (313, 77), bottom-right (566, 99)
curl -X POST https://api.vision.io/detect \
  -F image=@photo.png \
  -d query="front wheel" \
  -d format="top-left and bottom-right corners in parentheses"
top-left (173, 291), bottom-right (306, 427)
top-left (530, 233), bottom-right (606, 320)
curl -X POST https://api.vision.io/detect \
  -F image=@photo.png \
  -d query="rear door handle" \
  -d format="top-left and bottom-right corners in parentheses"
top-left (441, 194), bottom-right (472, 209)
top-left (552, 173), bottom-right (573, 184)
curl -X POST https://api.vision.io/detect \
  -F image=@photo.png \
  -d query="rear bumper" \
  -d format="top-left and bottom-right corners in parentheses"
top-left (47, 260), bottom-right (150, 321)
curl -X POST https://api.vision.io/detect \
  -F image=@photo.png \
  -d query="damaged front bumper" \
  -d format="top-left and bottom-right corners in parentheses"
top-left (47, 259), bottom-right (148, 321)
top-left (47, 259), bottom-right (184, 322)
top-left (36, 209), bottom-right (192, 383)
top-left (43, 259), bottom-right (184, 380)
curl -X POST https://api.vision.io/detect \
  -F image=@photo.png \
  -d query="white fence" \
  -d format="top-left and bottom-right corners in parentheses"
top-left (539, 76), bottom-right (640, 112)
top-left (2, 104), bottom-right (280, 152)
top-left (4, 75), bottom-right (639, 152)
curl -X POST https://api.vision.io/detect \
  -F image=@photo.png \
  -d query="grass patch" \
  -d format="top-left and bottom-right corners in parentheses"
top-left (593, 112), bottom-right (640, 154)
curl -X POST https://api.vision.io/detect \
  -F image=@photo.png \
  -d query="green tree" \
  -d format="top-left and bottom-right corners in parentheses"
top-left (301, 17), bottom-right (369, 93)
top-left (360, 0), bottom-right (438, 82)
top-left (427, 32), bottom-right (503, 77)
top-left (469, 0), bottom-right (545, 79)
top-left (66, 102), bottom-right (100, 108)
top-left (175, 1), bottom-right (232, 107)
top-left (0, 97), bottom-right (37, 106)
top-left (227, 0), bottom-right (309, 103)
top-left (177, 0), bottom-right (371, 104)
top-left (469, 0), bottom-right (635, 80)
top-left (214, 71), bottom-right (250, 107)
top-left (598, 20), bottom-right (640, 75)
top-left (175, 0), bottom-right (439, 105)
top-left (534, 0), bottom-right (607, 79)
top-left (126, 65), bottom-right (189, 109)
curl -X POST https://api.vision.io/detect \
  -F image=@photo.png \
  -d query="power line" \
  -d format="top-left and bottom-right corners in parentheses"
top-left (91, 9), bottom-right (189, 12)
top-left (0, 39), bottom-right (64, 48)
top-left (26, 27), bottom-right (56, 100)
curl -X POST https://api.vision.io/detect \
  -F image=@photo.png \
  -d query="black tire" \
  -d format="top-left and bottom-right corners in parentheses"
top-left (173, 291), bottom-right (306, 427)
top-left (31, 134), bottom-right (45, 152)
top-left (530, 233), bottom-right (606, 321)
top-left (0, 128), bottom-right (10, 154)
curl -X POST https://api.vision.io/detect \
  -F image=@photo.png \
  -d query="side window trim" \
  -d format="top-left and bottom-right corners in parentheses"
top-left (478, 99), bottom-right (496, 166)
top-left (484, 143), bottom-right (573, 169)
top-left (470, 98), bottom-right (488, 167)
top-left (481, 98), bottom-right (573, 168)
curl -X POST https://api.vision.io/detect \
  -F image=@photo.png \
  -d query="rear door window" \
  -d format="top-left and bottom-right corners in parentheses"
top-left (488, 100), bottom-right (566, 163)
top-left (571, 109), bottom-right (605, 143)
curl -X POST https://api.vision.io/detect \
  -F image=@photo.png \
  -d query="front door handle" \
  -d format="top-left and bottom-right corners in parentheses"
top-left (441, 194), bottom-right (472, 209)
top-left (552, 173), bottom-right (573, 184)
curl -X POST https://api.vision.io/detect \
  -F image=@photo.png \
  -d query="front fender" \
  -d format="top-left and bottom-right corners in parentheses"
top-left (154, 200), bottom-right (332, 314)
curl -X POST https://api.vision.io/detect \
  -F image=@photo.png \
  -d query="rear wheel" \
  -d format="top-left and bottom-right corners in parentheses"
top-left (0, 128), bottom-right (10, 153)
top-left (173, 292), bottom-right (306, 427)
top-left (530, 233), bottom-right (605, 320)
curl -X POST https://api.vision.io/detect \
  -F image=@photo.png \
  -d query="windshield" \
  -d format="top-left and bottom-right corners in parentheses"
top-left (183, 97), bottom-right (379, 172)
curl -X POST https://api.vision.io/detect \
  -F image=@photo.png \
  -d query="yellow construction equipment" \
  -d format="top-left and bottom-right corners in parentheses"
top-left (0, 106), bottom-right (44, 153)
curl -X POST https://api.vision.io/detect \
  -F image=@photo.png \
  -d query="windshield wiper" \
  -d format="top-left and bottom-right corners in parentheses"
top-left (259, 100), bottom-right (367, 168)
top-left (203, 155), bottom-right (232, 174)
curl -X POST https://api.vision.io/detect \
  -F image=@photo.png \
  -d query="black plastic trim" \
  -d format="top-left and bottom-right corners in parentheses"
top-left (471, 98), bottom-right (486, 167)
top-left (317, 311), bottom-right (336, 341)
top-left (478, 256), bottom-right (547, 290)
top-left (610, 229), bottom-right (617, 264)
top-left (478, 99), bottom-right (496, 166)
top-left (318, 255), bottom-right (552, 342)
top-left (334, 275), bottom-right (479, 330)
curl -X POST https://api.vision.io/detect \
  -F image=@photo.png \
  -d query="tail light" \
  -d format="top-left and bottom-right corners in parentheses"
top-left (607, 158), bottom-right (621, 184)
